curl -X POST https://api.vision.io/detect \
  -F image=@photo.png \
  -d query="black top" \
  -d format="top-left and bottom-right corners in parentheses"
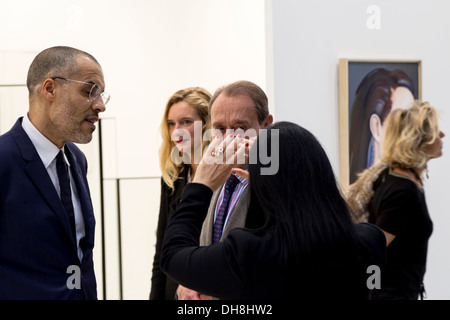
top-left (368, 169), bottom-right (433, 300)
top-left (161, 183), bottom-right (386, 300)
top-left (150, 166), bottom-right (189, 300)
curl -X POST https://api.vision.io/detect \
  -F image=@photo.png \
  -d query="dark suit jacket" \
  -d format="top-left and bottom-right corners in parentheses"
top-left (161, 183), bottom-right (386, 300)
top-left (0, 118), bottom-right (97, 299)
top-left (150, 166), bottom-right (188, 300)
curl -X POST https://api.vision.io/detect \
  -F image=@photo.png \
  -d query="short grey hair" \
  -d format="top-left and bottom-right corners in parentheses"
top-left (26, 46), bottom-right (100, 98)
top-left (209, 80), bottom-right (269, 124)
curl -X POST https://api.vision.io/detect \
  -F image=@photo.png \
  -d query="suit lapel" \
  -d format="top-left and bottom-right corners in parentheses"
top-left (200, 189), bottom-right (221, 246)
top-left (64, 143), bottom-right (94, 244)
top-left (221, 187), bottom-right (249, 239)
top-left (199, 184), bottom-right (250, 245)
top-left (10, 118), bottom-right (75, 245)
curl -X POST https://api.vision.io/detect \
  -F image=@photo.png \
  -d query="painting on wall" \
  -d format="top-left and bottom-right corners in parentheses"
top-left (338, 59), bottom-right (421, 187)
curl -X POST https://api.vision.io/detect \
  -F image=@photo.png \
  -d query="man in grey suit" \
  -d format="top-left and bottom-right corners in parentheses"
top-left (176, 80), bottom-right (273, 300)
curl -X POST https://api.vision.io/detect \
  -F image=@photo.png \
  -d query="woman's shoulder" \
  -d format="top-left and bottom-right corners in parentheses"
top-left (226, 228), bottom-right (277, 259)
top-left (385, 170), bottom-right (421, 191)
top-left (223, 228), bottom-right (282, 281)
top-left (227, 227), bottom-right (274, 243)
top-left (374, 170), bottom-right (423, 202)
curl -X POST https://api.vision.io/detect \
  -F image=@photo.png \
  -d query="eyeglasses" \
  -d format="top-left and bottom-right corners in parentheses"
top-left (51, 76), bottom-right (110, 105)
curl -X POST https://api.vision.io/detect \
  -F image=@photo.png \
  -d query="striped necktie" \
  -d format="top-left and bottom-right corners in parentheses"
top-left (213, 175), bottom-right (240, 243)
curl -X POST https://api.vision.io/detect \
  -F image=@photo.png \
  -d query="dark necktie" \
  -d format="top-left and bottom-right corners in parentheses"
top-left (213, 175), bottom-right (240, 243)
top-left (56, 150), bottom-right (77, 244)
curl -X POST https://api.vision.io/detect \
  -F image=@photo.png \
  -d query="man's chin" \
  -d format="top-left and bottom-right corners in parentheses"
top-left (71, 134), bottom-right (93, 145)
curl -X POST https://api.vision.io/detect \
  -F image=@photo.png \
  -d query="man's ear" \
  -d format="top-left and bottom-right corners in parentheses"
top-left (262, 114), bottom-right (273, 128)
top-left (41, 78), bottom-right (57, 102)
top-left (369, 113), bottom-right (383, 142)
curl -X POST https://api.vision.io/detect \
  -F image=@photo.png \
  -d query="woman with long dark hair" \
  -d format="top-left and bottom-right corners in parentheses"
top-left (161, 121), bottom-right (385, 299)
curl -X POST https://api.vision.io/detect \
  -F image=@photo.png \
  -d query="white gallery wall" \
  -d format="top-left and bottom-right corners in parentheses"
top-left (270, 0), bottom-right (450, 299)
top-left (1, 0), bottom-right (449, 300)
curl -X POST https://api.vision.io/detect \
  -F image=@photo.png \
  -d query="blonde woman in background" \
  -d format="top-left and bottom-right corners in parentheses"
top-left (346, 101), bottom-right (445, 300)
top-left (150, 87), bottom-right (211, 300)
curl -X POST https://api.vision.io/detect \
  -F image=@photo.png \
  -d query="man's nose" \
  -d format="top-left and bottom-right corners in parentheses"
top-left (93, 97), bottom-right (106, 113)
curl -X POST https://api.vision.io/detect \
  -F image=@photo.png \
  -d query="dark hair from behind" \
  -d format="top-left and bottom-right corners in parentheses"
top-left (26, 46), bottom-right (100, 98)
top-left (247, 121), bottom-right (357, 261)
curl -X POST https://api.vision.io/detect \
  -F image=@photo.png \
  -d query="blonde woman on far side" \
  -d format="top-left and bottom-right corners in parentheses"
top-left (150, 87), bottom-right (211, 300)
top-left (346, 101), bottom-right (444, 300)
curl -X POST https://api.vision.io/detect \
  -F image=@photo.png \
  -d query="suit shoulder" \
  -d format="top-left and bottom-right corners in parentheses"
top-left (0, 131), bottom-right (18, 157)
top-left (66, 142), bottom-right (88, 160)
top-left (0, 127), bottom-right (13, 142)
top-left (66, 142), bottom-right (84, 155)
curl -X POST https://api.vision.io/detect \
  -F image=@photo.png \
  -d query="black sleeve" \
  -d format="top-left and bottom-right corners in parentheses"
top-left (355, 222), bottom-right (387, 268)
top-left (160, 183), bottom-right (248, 299)
top-left (149, 178), bottom-right (171, 300)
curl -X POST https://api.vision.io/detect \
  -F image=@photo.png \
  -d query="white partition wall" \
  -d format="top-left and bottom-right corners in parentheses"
top-left (0, 86), bottom-right (28, 133)
top-left (0, 52), bottom-right (34, 133)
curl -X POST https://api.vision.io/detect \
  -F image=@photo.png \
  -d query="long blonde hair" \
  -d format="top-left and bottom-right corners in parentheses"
top-left (346, 101), bottom-right (440, 222)
top-left (159, 87), bottom-right (211, 190)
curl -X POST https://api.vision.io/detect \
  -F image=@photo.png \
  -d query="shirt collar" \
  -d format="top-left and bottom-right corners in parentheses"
top-left (232, 172), bottom-right (248, 186)
top-left (21, 114), bottom-right (68, 168)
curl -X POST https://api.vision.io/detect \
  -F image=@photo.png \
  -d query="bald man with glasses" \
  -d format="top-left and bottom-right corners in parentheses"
top-left (0, 46), bottom-right (108, 299)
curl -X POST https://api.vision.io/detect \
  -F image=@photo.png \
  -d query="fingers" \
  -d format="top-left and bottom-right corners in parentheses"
top-left (205, 135), bottom-right (223, 157)
top-left (176, 285), bottom-right (201, 300)
top-left (235, 135), bottom-right (256, 164)
top-left (194, 134), bottom-right (252, 190)
top-left (202, 133), bottom-right (255, 165)
top-left (202, 135), bottom-right (223, 164)
top-left (224, 134), bottom-right (238, 164)
top-left (232, 168), bottom-right (250, 180)
top-left (233, 137), bottom-right (248, 166)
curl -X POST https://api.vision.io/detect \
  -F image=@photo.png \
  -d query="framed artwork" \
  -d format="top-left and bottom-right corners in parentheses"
top-left (338, 59), bottom-right (422, 187)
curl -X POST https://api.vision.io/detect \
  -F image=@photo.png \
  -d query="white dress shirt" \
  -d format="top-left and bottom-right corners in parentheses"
top-left (21, 114), bottom-right (85, 261)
